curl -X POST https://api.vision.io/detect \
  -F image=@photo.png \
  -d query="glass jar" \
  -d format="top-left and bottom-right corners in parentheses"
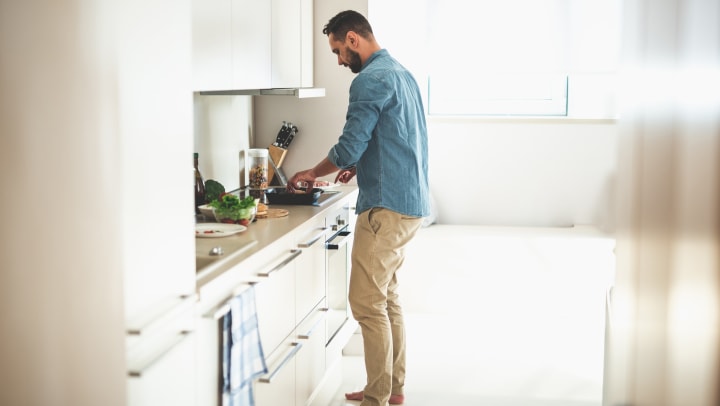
top-left (247, 148), bottom-right (268, 189)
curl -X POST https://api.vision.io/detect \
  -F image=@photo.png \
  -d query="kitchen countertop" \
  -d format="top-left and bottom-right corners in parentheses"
top-left (195, 185), bottom-right (357, 290)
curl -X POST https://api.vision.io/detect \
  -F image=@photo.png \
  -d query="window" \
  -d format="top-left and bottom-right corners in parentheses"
top-left (369, 0), bottom-right (621, 118)
top-left (429, 73), bottom-right (568, 116)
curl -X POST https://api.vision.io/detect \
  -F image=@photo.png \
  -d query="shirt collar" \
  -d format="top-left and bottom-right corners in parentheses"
top-left (360, 49), bottom-right (388, 72)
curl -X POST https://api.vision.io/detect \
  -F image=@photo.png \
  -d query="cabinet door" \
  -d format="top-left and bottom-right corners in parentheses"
top-left (119, 0), bottom-right (196, 341)
top-left (232, 0), bottom-right (272, 89)
top-left (254, 248), bottom-right (300, 356)
top-left (126, 297), bottom-right (197, 406)
top-left (254, 340), bottom-right (300, 406)
top-left (271, 0), bottom-right (313, 88)
top-left (192, 0), bottom-right (233, 90)
top-left (192, 0), bottom-right (271, 91)
top-left (295, 220), bottom-right (328, 323)
top-left (127, 332), bottom-right (197, 406)
top-left (296, 304), bottom-right (327, 405)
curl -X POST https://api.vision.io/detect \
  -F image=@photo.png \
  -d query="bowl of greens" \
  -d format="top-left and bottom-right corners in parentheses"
top-left (209, 194), bottom-right (258, 226)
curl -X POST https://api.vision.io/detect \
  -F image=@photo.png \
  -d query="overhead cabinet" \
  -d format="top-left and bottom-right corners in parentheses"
top-left (271, 0), bottom-right (313, 89)
top-left (192, 0), bottom-right (314, 92)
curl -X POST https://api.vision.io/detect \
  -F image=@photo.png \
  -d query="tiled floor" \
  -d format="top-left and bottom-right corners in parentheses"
top-left (326, 226), bottom-right (613, 406)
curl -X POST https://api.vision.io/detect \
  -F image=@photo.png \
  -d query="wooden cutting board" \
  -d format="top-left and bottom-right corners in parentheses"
top-left (256, 208), bottom-right (289, 219)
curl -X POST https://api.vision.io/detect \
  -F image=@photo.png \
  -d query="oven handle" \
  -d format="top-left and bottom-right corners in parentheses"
top-left (257, 249), bottom-right (302, 277)
top-left (326, 230), bottom-right (352, 250)
top-left (258, 342), bottom-right (303, 383)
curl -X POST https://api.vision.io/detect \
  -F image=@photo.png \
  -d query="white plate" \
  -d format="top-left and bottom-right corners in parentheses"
top-left (195, 223), bottom-right (247, 238)
top-left (315, 182), bottom-right (341, 191)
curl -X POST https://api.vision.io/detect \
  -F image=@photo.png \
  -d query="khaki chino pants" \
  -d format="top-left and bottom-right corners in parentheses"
top-left (349, 207), bottom-right (423, 406)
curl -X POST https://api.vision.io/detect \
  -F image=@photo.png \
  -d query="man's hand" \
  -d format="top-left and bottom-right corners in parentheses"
top-left (286, 168), bottom-right (317, 193)
top-left (335, 167), bottom-right (356, 184)
top-left (287, 158), bottom-right (342, 193)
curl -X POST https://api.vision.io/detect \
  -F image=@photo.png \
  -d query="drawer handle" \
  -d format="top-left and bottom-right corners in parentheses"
top-left (127, 331), bottom-right (193, 378)
top-left (298, 308), bottom-right (328, 339)
top-left (258, 342), bottom-right (303, 383)
top-left (326, 231), bottom-right (351, 250)
top-left (203, 282), bottom-right (258, 320)
top-left (298, 227), bottom-right (328, 248)
top-left (126, 294), bottom-right (196, 336)
top-left (257, 249), bottom-right (302, 277)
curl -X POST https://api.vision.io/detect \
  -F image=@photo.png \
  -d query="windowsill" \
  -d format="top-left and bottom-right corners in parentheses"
top-left (427, 115), bottom-right (618, 124)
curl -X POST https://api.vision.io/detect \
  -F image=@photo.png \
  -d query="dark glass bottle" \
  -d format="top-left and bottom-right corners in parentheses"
top-left (194, 153), bottom-right (205, 214)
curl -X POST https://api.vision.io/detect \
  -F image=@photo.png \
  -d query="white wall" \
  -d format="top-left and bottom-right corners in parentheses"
top-left (427, 118), bottom-right (617, 228)
top-left (193, 95), bottom-right (253, 191)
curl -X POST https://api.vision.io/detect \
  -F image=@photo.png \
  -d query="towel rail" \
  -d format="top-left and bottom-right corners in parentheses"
top-left (203, 281), bottom-right (258, 320)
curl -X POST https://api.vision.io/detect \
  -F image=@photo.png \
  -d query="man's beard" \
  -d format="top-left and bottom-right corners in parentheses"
top-left (347, 48), bottom-right (362, 73)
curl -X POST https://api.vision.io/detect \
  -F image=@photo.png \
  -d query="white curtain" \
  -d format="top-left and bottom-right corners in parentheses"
top-left (604, 0), bottom-right (720, 405)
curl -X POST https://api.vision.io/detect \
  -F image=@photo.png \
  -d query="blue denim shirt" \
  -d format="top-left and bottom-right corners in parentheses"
top-left (327, 49), bottom-right (430, 218)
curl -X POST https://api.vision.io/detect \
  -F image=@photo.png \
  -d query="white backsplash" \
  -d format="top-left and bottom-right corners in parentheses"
top-left (193, 94), bottom-right (253, 191)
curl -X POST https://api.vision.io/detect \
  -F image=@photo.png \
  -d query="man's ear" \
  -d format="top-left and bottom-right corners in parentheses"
top-left (346, 31), bottom-right (359, 48)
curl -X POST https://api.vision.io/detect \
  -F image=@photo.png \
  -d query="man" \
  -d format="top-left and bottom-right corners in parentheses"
top-left (286, 10), bottom-right (430, 406)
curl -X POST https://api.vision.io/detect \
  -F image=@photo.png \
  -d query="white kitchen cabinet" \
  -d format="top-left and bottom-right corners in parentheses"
top-left (117, 0), bottom-right (197, 403)
top-left (255, 340), bottom-right (300, 406)
top-left (120, 0), bottom-right (196, 331)
top-left (295, 304), bottom-right (328, 405)
top-left (255, 221), bottom-right (327, 406)
top-left (126, 298), bottom-right (197, 406)
top-left (127, 333), bottom-right (197, 406)
top-left (293, 220), bottom-right (329, 405)
top-left (192, 0), bottom-right (233, 91)
top-left (233, 0), bottom-right (273, 89)
top-left (256, 304), bottom-right (328, 406)
top-left (194, 233), bottom-right (301, 406)
top-left (192, 0), bottom-right (272, 91)
top-left (254, 247), bottom-right (300, 356)
top-left (194, 189), bottom-right (358, 406)
top-left (271, 0), bottom-right (314, 88)
top-left (192, 0), bottom-right (313, 91)
top-left (295, 219), bottom-right (328, 322)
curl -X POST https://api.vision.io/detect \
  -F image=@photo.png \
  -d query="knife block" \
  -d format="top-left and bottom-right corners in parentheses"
top-left (267, 145), bottom-right (287, 186)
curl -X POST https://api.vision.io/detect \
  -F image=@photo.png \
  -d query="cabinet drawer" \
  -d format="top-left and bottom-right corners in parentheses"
top-left (127, 331), bottom-right (196, 406)
top-left (295, 304), bottom-right (327, 405)
top-left (295, 223), bottom-right (327, 322)
top-left (254, 248), bottom-right (300, 356)
top-left (254, 339), bottom-right (300, 406)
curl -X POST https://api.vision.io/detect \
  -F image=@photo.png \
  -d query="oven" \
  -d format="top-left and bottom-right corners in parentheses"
top-left (324, 204), bottom-right (353, 346)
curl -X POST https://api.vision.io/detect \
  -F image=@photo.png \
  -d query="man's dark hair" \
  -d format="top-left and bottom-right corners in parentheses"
top-left (322, 10), bottom-right (374, 41)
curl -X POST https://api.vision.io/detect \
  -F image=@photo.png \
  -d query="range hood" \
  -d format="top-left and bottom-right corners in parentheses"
top-left (198, 88), bottom-right (325, 98)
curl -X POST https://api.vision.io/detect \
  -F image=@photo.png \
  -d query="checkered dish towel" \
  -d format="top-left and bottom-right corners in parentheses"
top-left (222, 285), bottom-right (268, 406)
